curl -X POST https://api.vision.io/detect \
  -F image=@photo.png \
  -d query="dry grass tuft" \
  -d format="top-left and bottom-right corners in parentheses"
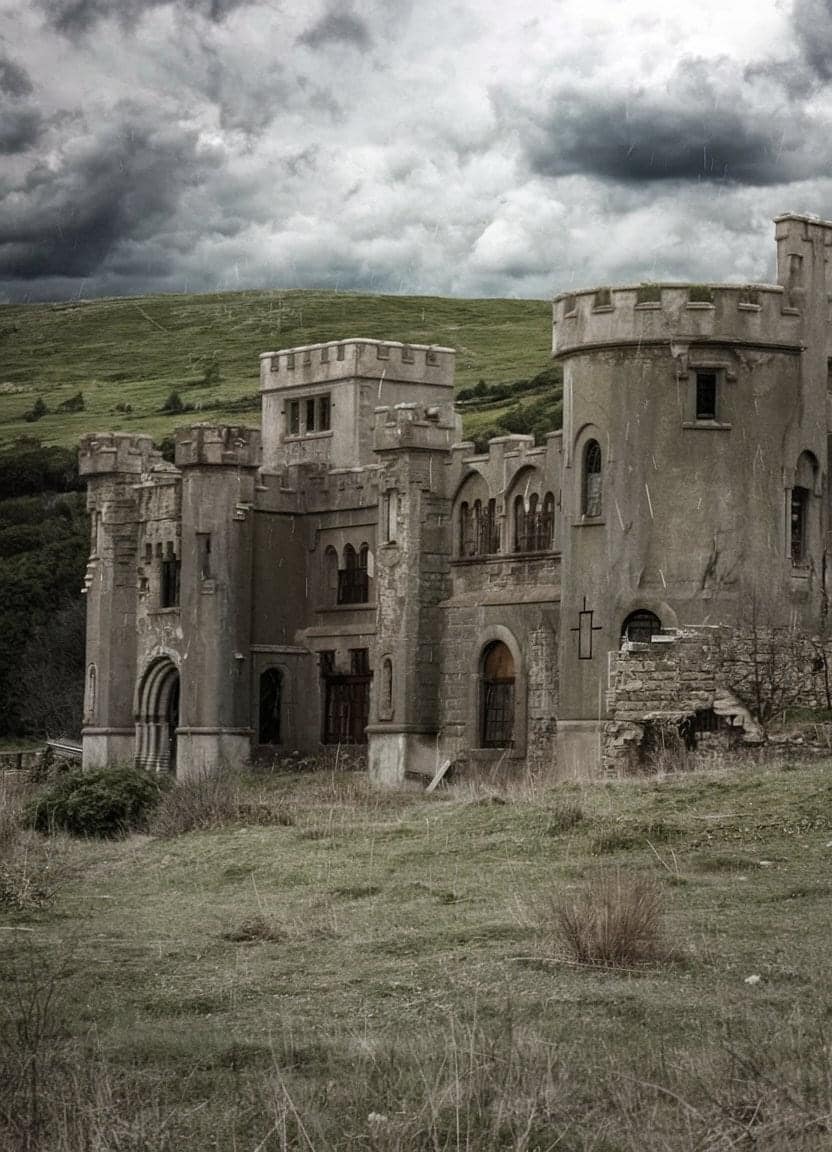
top-left (221, 914), bottom-right (284, 943)
top-left (149, 770), bottom-right (295, 837)
top-left (552, 871), bottom-right (666, 967)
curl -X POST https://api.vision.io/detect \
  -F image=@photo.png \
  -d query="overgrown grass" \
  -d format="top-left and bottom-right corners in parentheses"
top-left (2, 758), bottom-right (832, 1148)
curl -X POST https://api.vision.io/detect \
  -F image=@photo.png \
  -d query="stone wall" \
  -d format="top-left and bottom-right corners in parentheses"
top-left (604, 625), bottom-right (832, 773)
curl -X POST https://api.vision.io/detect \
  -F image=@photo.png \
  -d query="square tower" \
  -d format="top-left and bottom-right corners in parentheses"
top-left (258, 339), bottom-right (456, 472)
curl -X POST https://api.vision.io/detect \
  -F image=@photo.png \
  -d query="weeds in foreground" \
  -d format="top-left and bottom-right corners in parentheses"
top-left (551, 871), bottom-right (666, 967)
top-left (149, 770), bottom-right (295, 837)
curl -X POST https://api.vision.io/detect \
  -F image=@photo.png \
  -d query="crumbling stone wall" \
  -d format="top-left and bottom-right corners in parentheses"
top-left (604, 625), bottom-right (832, 774)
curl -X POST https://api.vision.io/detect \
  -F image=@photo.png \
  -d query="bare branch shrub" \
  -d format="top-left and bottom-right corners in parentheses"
top-left (551, 871), bottom-right (666, 967)
top-left (149, 770), bottom-right (294, 837)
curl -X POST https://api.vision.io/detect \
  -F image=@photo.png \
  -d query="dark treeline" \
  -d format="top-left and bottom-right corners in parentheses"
top-left (0, 439), bottom-right (89, 740)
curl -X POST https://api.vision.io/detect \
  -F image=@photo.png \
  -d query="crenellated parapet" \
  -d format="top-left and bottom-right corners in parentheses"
top-left (174, 424), bottom-right (262, 469)
top-left (448, 431), bottom-right (562, 507)
top-left (79, 432), bottom-right (161, 477)
top-left (373, 402), bottom-right (460, 454)
top-left (260, 339), bottom-right (455, 392)
top-left (553, 284), bottom-right (803, 357)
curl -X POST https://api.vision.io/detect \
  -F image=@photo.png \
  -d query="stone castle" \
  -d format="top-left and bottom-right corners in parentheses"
top-left (80, 214), bottom-right (832, 782)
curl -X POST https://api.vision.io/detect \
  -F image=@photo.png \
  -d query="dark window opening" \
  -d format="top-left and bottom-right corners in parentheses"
top-left (514, 491), bottom-right (554, 553)
top-left (480, 641), bottom-right (515, 748)
top-left (258, 668), bottom-right (282, 745)
top-left (319, 650), bottom-right (335, 675)
top-left (695, 371), bottom-right (717, 421)
top-left (621, 609), bottom-right (661, 645)
top-left (380, 658), bottom-right (393, 717)
top-left (350, 648), bottom-right (370, 675)
top-left (160, 556), bottom-right (181, 608)
top-left (196, 532), bottom-right (211, 580)
top-left (306, 397), bottom-right (316, 432)
top-left (337, 544), bottom-right (369, 604)
top-left (318, 395), bottom-right (331, 431)
top-left (791, 486), bottom-right (809, 565)
top-left (582, 440), bottom-right (602, 518)
top-left (288, 400), bottom-right (300, 435)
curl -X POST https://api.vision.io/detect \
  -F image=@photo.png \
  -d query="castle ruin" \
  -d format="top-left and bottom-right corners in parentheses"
top-left (80, 214), bottom-right (832, 781)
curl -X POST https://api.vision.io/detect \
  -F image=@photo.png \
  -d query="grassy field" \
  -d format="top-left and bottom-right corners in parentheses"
top-left (0, 290), bottom-right (552, 449)
top-left (2, 758), bottom-right (832, 1149)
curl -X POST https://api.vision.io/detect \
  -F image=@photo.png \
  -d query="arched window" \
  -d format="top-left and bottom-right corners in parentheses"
top-left (582, 440), bottom-right (602, 518)
top-left (358, 543), bottom-right (370, 601)
top-left (621, 610), bottom-right (661, 645)
top-left (480, 641), bottom-right (515, 748)
top-left (259, 668), bottom-right (282, 745)
top-left (459, 501), bottom-right (471, 557)
top-left (542, 492), bottom-right (555, 549)
top-left (791, 487), bottom-right (809, 565)
top-left (324, 546), bottom-right (339, 603)
top-left (337, 544), bottom-right (369, 604)
top-left (513, 494), bottom-right (526, 552)
top-left (380, 657), bottom-right (394, 719)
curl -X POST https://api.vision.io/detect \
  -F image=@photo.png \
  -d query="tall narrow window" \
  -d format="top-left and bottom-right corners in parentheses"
top-left (288, 400), bottom-right (300, 435)
top-left (318, 394), bottom-right (331, 431)
top-left (306, 397), bottom-right (316, 432)
top-left (480, 641), bottom-right (515, 748)
top-left (791, 487), bottom-right (809, 565)
top-left (324, 546), bottom-right (339, 603)
top-left (542, 492), bottom-right (555, 549)
top-left (196, 532), bottom-right (211, 580)
top-left (384, 489), bottom-right (398, 543)
top-left (258, 668), bottom-right (282, 745)
top-left (160, 550), bottom-right (180, 608)
top-left (380, 657), bottom-right (394, 718)
top-left (583, 440), bottom-right (602, 518)
top-left (695, 371), bottom-right (717, 421)
top-left (514, 494), bottom-right (526, 551)
top-left (459, 501), bottom-right (472, 556)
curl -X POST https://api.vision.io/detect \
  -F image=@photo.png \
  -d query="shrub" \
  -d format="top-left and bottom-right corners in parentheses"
top-left (56, 391), bottom-right (84, 413)
top-left (25, 765), bottom-right (167, 838)
top-left (160, 391), bottom-right (192, 415)
top-left (22, 397), bottom-right (48, 423)
top-left (552, 872), bottom-right (665, 966)
top-left (545, 802), bottom-right (584, 835)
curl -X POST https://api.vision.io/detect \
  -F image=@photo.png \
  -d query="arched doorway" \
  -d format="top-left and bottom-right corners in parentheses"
top-left (258, 668), bottom-right (283, 745)
top-left (136, 658), bottom-right (180, 773)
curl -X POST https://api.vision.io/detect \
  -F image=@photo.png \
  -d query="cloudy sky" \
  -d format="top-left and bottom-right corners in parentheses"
top-left (2, 0), bottom-right (832, 302)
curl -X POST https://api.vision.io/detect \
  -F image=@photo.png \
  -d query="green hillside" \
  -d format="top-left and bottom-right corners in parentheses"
top-left (0, 290), bottom-right (553, 448)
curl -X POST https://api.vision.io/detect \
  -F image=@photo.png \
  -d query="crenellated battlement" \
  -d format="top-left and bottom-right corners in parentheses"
top-left (79, 432), bottom-right (161, 477)
top-left (373, 402), bottom-right (459, 454)
top-left (553, 283), bottom-right (805, 357)
top-left (174, 424), bottom-right (262, 469)
top-left (260, 338), bottom-right (455, 392)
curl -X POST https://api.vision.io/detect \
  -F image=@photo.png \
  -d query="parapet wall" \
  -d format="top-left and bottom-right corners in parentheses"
top-left (174, 424), bottom-right (262, 469)
top-left (553, 284), bottom-right (803, 356)
top-left (373, 402), bottom-right (460, 453)
top-left (79, 433), bottom-right (161, 477)
top-left (260, 339), bottom-right (455, 391)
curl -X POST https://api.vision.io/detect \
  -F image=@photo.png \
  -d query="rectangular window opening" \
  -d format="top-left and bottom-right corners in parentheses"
top-left (318, 394), bottom-right (331, 431)
top-left (695, 371), bottom-right (718, 421)
top-left (196, 532), bottom-right (211, 580)
top-left (288, 400), bottom-right (300, 435)
top-left (306, 397), bottom-right (316, 432)
top-left (160, 556), bottom-right (181, 608)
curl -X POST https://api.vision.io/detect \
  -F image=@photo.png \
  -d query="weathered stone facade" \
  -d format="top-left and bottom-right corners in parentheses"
top-left (81, 215), bottom-right (832, 782)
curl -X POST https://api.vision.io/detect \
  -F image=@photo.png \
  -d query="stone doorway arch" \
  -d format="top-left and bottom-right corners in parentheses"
top-left (135, 657), bottom-right (180, 773)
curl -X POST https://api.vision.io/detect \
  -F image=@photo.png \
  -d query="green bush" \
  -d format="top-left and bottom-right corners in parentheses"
top-left (25, 765), bottom-right (168, 838)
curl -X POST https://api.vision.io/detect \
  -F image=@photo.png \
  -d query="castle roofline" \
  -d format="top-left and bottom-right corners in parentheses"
top-left (773, 212), bottom-right (832, 228)
top-left (553, 282), bottom-right (782, 304)
top-left (259, 337), bottom-right (455, 360)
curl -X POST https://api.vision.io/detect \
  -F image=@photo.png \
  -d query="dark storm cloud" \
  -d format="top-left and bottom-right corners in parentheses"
top-left (297, 4), bottom-right (372, 50)
top-left (0, 55), bottom-right (33, 98)
top-left (39, 0), bottom-right (253, 36)
top-left (515, 57), bottom-right (827, 187)
top-left (0, 108), bottom-right (43, 154)
top-left (0, 114), bottom-right (221, 281)
top-left (792, 0), bottom-right (832, 80)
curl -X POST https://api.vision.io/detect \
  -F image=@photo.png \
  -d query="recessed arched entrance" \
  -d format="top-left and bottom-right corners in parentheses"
top-left (135, 657), bottom-right (180, 773)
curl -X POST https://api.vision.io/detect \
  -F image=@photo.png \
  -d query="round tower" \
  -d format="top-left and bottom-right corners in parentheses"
top-left (554, 215), bottom-right (832, 775)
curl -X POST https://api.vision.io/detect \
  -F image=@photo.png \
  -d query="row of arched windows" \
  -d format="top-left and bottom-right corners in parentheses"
top-left (458, 493), bottom-right (556, 558)
top-left (324, 543), bottom-right (370, 605)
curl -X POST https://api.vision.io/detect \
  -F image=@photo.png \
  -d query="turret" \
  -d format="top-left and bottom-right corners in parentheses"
top-left (173, 425), bottom-right (262, 777)
top-left (79, 433), bottom-right (161, 770)
top-left (368, 403), bottom-right (459, 785)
